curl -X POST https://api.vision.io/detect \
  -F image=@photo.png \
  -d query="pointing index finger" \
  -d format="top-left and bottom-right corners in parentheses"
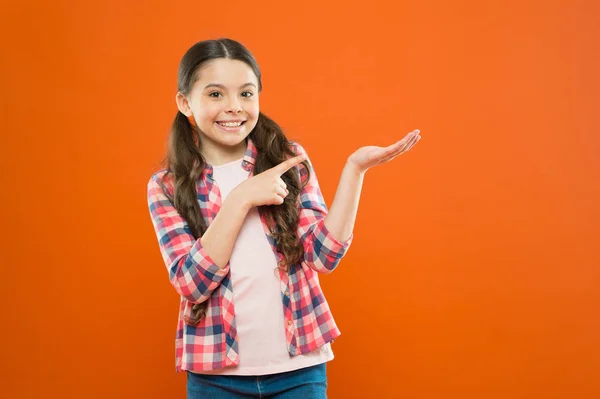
top-left (273, 153), bottom-right (307, 176)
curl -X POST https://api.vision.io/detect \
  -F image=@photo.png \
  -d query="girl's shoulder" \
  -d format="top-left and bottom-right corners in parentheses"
top-left (287, 141), bottom-right (313, 183)
top-left (289, 140), bottom-right (308, 157)
top-left (147, 168), bottom-right (174, 197)
top-left (289, 141), bottom-right (311, 171)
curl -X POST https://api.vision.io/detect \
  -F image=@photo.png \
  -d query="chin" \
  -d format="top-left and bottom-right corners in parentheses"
top-left (215, 134), bottom-right (249, 147)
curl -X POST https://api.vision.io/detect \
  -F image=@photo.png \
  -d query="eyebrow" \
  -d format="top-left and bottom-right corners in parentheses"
top-left (204, 82), bottom-right (257, 90)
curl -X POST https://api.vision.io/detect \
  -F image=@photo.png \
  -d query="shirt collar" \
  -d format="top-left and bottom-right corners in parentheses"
top-left (203, 137), bottom-right (257, 178)
top-left (242, 137), bottom-right (257, 169)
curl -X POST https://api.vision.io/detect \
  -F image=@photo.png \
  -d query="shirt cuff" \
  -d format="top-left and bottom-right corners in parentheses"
top-left (189, 239), bottom-right (230, 279)
top-left (311, 218), bottom-right (353, 260)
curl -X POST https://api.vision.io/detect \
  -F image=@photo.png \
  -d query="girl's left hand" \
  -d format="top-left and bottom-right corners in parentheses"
top-left (347, 129), bottom-right (421, 173)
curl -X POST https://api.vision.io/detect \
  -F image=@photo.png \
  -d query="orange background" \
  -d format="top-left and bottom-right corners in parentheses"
top-left (1, 0), bottom-right (599, 398)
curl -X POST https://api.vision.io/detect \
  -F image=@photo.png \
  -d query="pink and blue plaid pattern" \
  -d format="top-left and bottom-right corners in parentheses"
top-left (147, 138), bottom-right (353, 372)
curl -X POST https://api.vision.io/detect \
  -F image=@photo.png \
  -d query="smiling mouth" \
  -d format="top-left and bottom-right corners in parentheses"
top-left (216, 121), bottom-right (246, 127)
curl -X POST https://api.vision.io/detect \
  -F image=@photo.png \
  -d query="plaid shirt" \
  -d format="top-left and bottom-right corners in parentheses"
top-left (147, 138), bottom-right (353, 372)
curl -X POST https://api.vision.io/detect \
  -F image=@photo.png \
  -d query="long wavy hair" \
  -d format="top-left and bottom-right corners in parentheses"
top-left (159, 38), bottom-right (310, 325)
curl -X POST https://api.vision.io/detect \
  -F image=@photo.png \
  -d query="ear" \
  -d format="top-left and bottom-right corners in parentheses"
top-left (176, 92), bottom-right (192, 116)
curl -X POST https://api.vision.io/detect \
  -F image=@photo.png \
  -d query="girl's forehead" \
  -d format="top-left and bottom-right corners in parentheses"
top-left (195, 58), bottom-right (257, 87)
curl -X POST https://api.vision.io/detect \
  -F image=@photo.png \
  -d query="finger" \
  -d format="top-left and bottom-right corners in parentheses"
top-left (388, 130), bottom-right (418, 153)
top-left (405, 133), bottom-right (421, 150)
top-left (276, 182), bottom-right (289, 196)
top-left (272, 195), bottom-right (285, 206)
top-left (275, 185), bottom-right (288, 199)
top-left (386, 139), bottom-right (411, 159)
top-left (383, 134), bottom-right (420, 162)
top-left (273, 154), bottom-right (307, 176)
top-left (399, 130), bottom-right (420, 143)
top-left (402, 130), bottom-right (420, 145)
top-left (390, 136), bottom-right (412, 151)
top-left (393, 132), bottom-right (420, 155)
top-left (276, 177), bottom-right (287, 190)
top-left (405, 135), bottom-right (421, 151)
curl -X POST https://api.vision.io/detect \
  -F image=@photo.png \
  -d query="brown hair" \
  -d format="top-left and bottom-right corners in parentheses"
top-left (159, 38), bottom-right (310, 325)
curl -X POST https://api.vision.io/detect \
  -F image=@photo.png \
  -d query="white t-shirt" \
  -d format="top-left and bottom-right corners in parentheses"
top-left (193, 156), bottom-right (333, 376)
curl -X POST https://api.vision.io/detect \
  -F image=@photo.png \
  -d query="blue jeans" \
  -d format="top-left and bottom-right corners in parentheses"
top-left (186, 363), bottom-right (327, 398)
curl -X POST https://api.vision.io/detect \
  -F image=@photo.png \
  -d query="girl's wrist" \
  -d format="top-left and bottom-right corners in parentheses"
top-left (345, 159), bottom-right (367, 176)
top-left (228, 187), bottom-right (253, 213)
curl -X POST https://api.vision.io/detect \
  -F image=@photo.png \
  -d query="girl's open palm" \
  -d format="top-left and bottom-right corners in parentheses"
top-left (347, 129), bottom-right (421, 173)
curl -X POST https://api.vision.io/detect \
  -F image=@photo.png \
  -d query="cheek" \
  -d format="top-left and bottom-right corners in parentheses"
top-left (197, 105), bottom-right (221, 122)
top-left (248, 102), bottom-right (260, 119)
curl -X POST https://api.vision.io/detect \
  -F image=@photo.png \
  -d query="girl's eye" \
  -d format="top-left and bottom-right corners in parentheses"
top-left (208, 91), bottom-right (253, 98)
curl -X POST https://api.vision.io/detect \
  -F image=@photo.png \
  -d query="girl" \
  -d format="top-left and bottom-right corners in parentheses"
top-left (147, 38), bottom-right (421, 399)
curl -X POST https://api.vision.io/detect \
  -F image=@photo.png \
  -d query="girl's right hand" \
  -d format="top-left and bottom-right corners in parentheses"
top-left (233, 154), bottom-right (307, 209)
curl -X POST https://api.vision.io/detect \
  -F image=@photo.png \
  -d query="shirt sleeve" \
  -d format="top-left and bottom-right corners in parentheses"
top-left (292, 143), bottom-right (353, 274)
top-left (147, 173), bottom-right (229, 303)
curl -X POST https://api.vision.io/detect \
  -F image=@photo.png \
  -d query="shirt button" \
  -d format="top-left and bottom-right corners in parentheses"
top-left (284, 290), bottom-right (289, 296)
top-left (287, 319), bottom-right (293, 326)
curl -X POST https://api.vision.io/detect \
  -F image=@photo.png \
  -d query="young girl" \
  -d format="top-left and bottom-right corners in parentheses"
top-left (147, 38), bottom-right (421, 398)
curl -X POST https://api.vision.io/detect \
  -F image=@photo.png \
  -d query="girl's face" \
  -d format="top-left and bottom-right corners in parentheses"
top-left (177, 58), bottom-right (260, 159)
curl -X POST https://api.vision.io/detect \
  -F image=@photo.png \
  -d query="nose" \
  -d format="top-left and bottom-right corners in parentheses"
top-left (226, 96), bottom-right (242, 114)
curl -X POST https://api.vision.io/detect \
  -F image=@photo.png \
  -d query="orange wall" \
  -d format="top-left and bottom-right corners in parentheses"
top-left (2, 0), bottom-right (599, 398)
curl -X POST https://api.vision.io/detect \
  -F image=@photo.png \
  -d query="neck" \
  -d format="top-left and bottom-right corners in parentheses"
top-left (200, 137), bottom-right (247, 167)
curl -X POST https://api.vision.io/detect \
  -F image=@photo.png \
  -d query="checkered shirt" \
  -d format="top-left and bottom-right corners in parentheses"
top-left (147, 138), bottom-right (353, 372)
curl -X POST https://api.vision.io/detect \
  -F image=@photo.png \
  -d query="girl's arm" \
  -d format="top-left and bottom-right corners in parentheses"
top-left (294, 143), bottom-right (354, 274)
top-left (323, 162), bottom-right (364, 243)
top-left (199, 193), bottom-right (251, 269)
top-left (293, 131), bottom-right (421, 274)
top-left (147, 174), bottom-right (248, 304)
top-left (324, 130), bottom-right (422, 242)
top-left (204, 153), bottom-right (306, 268)
top-left (148, 154), bottom-right (307, 302)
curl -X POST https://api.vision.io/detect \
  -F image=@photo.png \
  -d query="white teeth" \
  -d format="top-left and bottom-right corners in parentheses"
top-left (218, 121), bottom-right (243, 127)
